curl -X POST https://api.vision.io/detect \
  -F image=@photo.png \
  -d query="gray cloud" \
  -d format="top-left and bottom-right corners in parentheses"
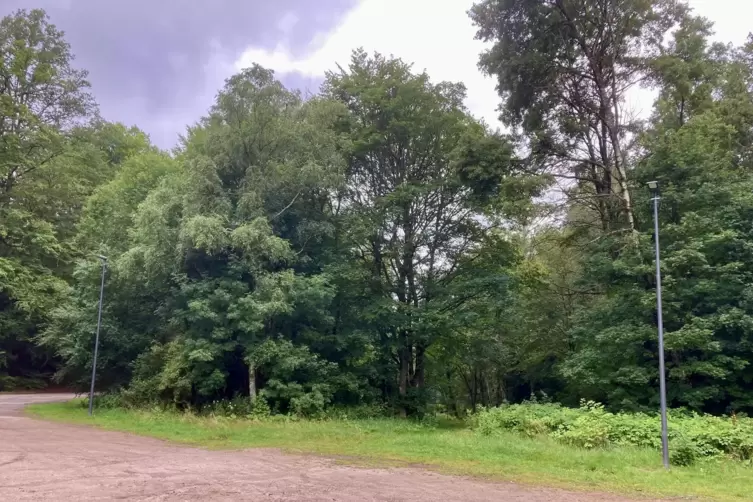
top-left (3, 0), bottom-right (357, 147)
top-left (280, 73), bottom-right (326, 99)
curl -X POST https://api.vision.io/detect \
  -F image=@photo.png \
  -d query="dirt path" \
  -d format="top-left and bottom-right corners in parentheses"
top-left (0, 394), bottom-right (654, 501)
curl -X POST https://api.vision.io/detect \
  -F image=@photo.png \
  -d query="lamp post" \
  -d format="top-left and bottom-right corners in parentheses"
top-left (648, 181), bottom-right (670, 469)
top-left (88, 254), bottom-right (107, 416)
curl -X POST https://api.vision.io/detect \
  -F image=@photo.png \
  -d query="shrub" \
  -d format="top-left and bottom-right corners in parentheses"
top-left (553, 403), bottom-right (610, 449)
top-left (81, 391), bottom-right (130, 410)
top-left (670, 437), bottom-right (701, 466)
top-left (472, 402), bottom-right (580, 437)
top-left (290, 390), bottom-right (328, 419)
top-left (248, 396), bottom-right (271, 419)
top-left (201, 395), bottom-right (272, 419)
top-left (324, 403), bottom-right (390, 420)
top-left (473, 400), bottom-right (753, 464)
top-left (0, 375), bottom-right (47, 391)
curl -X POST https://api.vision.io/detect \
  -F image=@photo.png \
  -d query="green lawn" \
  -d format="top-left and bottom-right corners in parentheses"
top-left (27, 400), bottom-right (750, 501)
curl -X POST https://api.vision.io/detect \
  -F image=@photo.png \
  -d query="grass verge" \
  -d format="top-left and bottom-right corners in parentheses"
top-left (27, 400), bottom-right (750, 501)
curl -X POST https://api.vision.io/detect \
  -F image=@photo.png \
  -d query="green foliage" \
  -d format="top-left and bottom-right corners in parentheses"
top-left (471, 0), bottom-right (686, 230)
top-left (469, 0), bottom-right (753, 418)
top-left (670, 437), bottom-right (703, 467)
top-left (475, 402), bottom-right (753, 464)
top-left (562, 103), bottom-right (753, 413)
top-left (0, 374), bottom-right (47, 391)
top-left (0, 10), bottom-right (133, 389)
top-left (252, 338), bottom-right (338, 417)
top-left (75, 150), bottom-right (178, 253)
top-left (10, 2), bottom-right (753, 458)
top-left (322, 50), bottom-right (529, 415)
top-left (323, 403), bottom-right (390, 420)
top-left (199, 395), bottom-right (272, 419)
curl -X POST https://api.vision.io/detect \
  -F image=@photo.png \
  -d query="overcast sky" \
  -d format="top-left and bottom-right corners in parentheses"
top-left (4, 0), bottom-right (751, 148)
top-left (2, 0), bottom-right (356, 147)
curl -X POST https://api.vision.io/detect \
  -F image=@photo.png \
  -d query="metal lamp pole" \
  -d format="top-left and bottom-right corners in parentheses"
top-left (648, 181), bottom-right (670, 469)
top-left (88, 255), bottom-right (107, 416)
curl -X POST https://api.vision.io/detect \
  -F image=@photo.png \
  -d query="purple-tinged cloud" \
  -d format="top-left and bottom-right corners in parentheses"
top-left (2, 0), bottom-right (357, 147)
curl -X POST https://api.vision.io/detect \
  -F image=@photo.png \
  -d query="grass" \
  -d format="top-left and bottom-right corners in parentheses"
top-left (27, 400), bottom-right (751, 502)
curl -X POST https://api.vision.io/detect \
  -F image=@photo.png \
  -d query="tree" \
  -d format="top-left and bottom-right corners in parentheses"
top-left (40, 149), bottom-right (179, 390)
top-left (45, 65), bottom-right (353, 410)
top-left (0, 9), bottom-right (95, 199)
top-left (561, 21), bottom-right (753, 413)
top-left (323, 50), bottom-right (534, 414)
top-left (74, 148), bottom-right (178, 254)
top-left (648, 15), bottom-right (726, 129)
top-left (470, 0), bottom-right (687, 231)
top-left (25, 3), bottom-right (753, 419)
top-left (0, 9), bottom-right (96, 389)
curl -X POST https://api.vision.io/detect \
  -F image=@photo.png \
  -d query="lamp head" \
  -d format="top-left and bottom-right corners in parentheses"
top-left (647, 181), bottom-right (658, 190)
top-left (95, 254), bottom-right (108, 262)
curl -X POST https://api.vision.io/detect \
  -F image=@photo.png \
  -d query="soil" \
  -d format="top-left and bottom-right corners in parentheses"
top-left (0, 394), bottom-right (658, 501)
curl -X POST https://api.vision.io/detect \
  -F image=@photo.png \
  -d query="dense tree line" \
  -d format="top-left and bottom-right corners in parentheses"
top-left (3, 2), bottom-right (753, 416)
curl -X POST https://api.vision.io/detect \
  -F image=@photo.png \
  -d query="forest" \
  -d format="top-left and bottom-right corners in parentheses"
top-left (3, 0), bottom-right (753, 419)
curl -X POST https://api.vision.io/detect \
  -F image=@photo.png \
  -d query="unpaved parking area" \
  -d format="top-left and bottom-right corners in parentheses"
top-left (0, 394), bottom-right (653, 501)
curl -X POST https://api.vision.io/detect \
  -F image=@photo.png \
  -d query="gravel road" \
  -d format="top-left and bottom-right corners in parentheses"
top-left (0, 393), bottom-right (656, 501)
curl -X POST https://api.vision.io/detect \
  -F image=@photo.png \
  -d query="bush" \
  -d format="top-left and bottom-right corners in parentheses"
top-left (249, 396), bottom-right (272, 419)
top-left (670, 437), bottom-right (701, 466)
top-left (553, 402), bottom-right (611, 449)
top-left (92, 392), bottom-right (127, 409)
top-left (290, 388), bottom-right (329, 419)
top-left (472, 402), bottom-right (581, 437)
top-left (0, 375), bottom-right (48, 391)
top-left (201, 395), bottom-right (272, 420)
top-left (324, 403), bottom-right (390, 420)
top-left (473, 400), bottom-right (753, 464)
top-left (80, 391), bottom-right (130, 411)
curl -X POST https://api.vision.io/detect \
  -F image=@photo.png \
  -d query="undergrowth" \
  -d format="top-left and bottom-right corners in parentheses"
top-left (472, 400), bottom-right (753, 466)
top-left (88, 392), bottom-right (753, 467)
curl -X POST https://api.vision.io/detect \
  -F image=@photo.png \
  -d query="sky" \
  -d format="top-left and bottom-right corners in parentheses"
top-left (2, 0), bottom-right (356, 147)
top-left (4, 0), bottom-right (751, 148)
top-left (239, 0), bottom-right (753, 133)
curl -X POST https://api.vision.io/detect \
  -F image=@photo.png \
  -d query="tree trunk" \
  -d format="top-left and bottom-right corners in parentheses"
top-left (606, 70), bottom-right (635, 230)
top-left (496, 370), bottom-right (506, 406)
top-left (446, 368), bottom-right (458, 416)
top-left (471, 369), bottom-right (478, 413)
top-left (398, 336), bottom-right (410, 417)
top-left (480, 371), bottom-right (490, 407)
top-left (248, 360), bottom-right (257, 400)
top-left (413, 343), bottom-right (425, 389)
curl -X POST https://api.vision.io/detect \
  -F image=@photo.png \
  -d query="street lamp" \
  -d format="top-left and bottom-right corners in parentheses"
top-left (648, 181), bottom-right (670, 469)
top-left (88, 254), bottom-right (107, 416)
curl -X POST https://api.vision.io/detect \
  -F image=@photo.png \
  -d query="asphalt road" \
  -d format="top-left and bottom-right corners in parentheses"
top-left (0, 393), bottom-right (654, 501)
